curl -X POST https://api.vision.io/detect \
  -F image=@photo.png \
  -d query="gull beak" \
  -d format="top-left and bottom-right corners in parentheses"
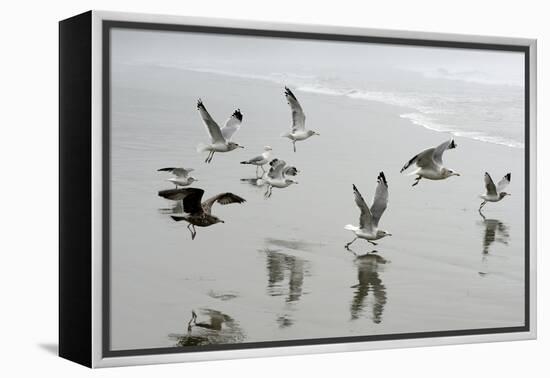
top-left (238, 145), bottom-right (245, 149)
top-left (221, 220), bottom-right (225, 223)
top-left (387, 233), bottom-right (393, 237)
top-left (455, 173), bottom-right (461, 176)
top-left (315, 132), bottom-right (321, 136)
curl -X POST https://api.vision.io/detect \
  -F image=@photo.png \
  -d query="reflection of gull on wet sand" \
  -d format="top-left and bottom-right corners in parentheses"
top-left (350, 254), bottom-right (388, 323)
top-left (265, 249), bottom-right (306, 303)
top-left (478, 211), bottom-right (509, 255)
top-left (169, 309), bottom-right (244, 347)
top-left (158, 188), bottom-right (246, 240)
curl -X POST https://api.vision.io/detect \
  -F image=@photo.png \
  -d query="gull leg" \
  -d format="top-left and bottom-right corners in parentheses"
top-left (479, 201), bottom-right (487, 211)
top-left (367, 240), bottom-right (378, 246)
top-left (204, 151), bottom-right (212, 163)
top-left (186, 224), bottom-right (194, 239)
top-left (292, 141), bottom-right (296, 152)
top-left (345, 237), bottom-right (358, 249)
top-left (191, 225), bottom-right (197, 240)
top-left (412, 176), bottom-right (421, 187)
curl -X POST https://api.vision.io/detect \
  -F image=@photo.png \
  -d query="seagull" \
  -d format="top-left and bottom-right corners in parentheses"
top-left (479, 172), bottom-right (511, 211)
top-left (158, 187), bottom-right (246, 240)
top-left (240, 146), bottom-right (273, 175)
top-left (281, 87), bottom-right (320, 152)
top-left (263, 159), bottom-right (298, 198)
top-left (157, 167), bottom-right (197, 188)
top-left (400, 139), bottom-right (460, 186)
top-left (196, 99), bottom-right (244, 163)
top-left (345, 172), bottom-right (392, 248)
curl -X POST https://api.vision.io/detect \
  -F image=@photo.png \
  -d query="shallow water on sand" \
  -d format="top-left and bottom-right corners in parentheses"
top-left (109, 67), bottom-right (525, 351)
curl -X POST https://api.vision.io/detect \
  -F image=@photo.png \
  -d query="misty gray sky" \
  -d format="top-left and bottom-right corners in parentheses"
top-left (111, 28), bottom-right (524, 87)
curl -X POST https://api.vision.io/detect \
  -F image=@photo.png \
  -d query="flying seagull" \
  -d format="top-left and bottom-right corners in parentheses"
top-left (345, 172), bottom-right (392, 249)
top-left (240, 146), bottom-right (273, 175)
top-left (281, 87), bottom-right (319, 152)
top-left (263, 158), bottom-right (298, 198)
top-left (157, 167), bottom-right (197, 188)
top-left (196, 99), bottom-right (244, 163)
top-left (400, 139), bottom-right (460, 186)
top-left (479, 172), bottom-right (511, 211)
top-left (158, 187), bottom-right (246, 240)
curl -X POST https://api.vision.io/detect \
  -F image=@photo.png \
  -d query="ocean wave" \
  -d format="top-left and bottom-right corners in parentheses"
top-left (165, 65), bottom-right (524, 149)
top-left (399, 113), bottom-right (524, 149)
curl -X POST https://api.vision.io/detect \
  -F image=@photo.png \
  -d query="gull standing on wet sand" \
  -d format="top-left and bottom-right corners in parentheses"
top-left (479, 172), bottom-right (511, 211)
top-left (158, 187), bottom-right (246, 240)
top-left (345, 172), bottom-right (392, 249)
top-left (240, 146), bottom-right (273, 175)
top-left (196, 99), bottom-right (245, 163)
top-left (281, 87), bottom-right (320, 152)
top-left (157, 167), bottom-right (197, 188)
top-left (400, 139), bottom-right (460, 186)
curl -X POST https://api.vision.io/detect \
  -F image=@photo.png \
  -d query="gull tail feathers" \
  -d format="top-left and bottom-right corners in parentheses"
top-left (280, 131), bottom-right (292, 138)
top-left (344, 224), bottom-right (359, 231)
top-left (196, 143), bottom-right (211, 153)
top-left (171, 215), bottom-right (187, 222)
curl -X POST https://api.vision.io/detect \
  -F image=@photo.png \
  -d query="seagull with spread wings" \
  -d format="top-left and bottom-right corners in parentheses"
top-left (345, 172), bottom-right (392, 249)
top-left (479, 172), bottom-right (511, 211)
top-left (281, 87), bottom-right (319, 152)
top-left (158, 187), bottom-right (246, 240)
top-left (400, 139), bottom-right (460, 186)
top-left (196, 99), bottom-right (244, 163)
top-left (263, 158), bottom-right (299, 198)
top-left (157, 167), bottom-right (197, 188)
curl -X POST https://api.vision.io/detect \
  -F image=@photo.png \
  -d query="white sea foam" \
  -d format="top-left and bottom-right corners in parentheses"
top-left (164, 65), bottom-right (524, 149)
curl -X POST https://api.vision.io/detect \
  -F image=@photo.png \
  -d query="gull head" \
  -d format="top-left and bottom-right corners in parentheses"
top-left (308, 130), bottom-right (320, 137)
top-left (376, 230), bottom-right (392, 239)
top-left (188, 177), bottom-right (198, 183)
top-left (442, 168), bottom-right (460, 178)
top-left (228, 142), bottom-right (245, 151)
top-left (499, 192), bottom-right (511, 199)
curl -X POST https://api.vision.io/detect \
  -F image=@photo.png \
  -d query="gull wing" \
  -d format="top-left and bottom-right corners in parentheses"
top-left (353, 184), bottom-right (373, 232)
top-left (400, 147), bottom-right (436, 172)
top-left (400, 139), bottom-right (456, 172)
top-left (197, 99), bottom-right (225, 144)
top-left (370, 172), bottom-right (388, 228)
top-left (484, 172), bottom-right (497, 196)
top-left (496, 173), bottom-right (511, 193)
top-left (284, 87), bottom-right (306, 132)
top-left (267, 159), bottom-right (287, 179)
top-left (157, 167), bottom-right (194, 177)
top-left (283, 166), bottom-right (299, 177)
top-left (158, 188), bottom-right (205, 215)
top-left (432, 139), bottom-right (457, 166)
top-left (221, 109), bottom-right (243, 141)
top-left (242, 154), bottom-right (265, 164)
top-left (202, 192), bottom-right (246, 214)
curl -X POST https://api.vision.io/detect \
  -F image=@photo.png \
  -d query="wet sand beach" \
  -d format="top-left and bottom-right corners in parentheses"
top-left (108, 65), bottom-right (525, 350)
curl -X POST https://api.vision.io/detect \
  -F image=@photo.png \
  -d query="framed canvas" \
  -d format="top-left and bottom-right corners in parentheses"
top-left (59, 10), bottom-right (537, 368)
